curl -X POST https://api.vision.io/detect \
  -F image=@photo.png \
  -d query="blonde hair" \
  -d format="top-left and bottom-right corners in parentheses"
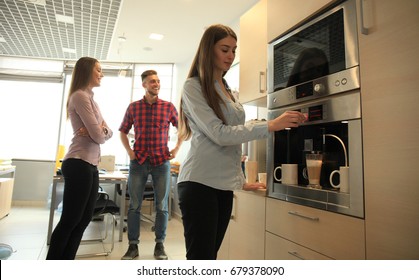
top-left (178, 24), bottom-right (237, 140)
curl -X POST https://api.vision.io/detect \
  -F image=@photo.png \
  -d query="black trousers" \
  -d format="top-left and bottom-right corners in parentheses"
top-left (46, 158), bottom-right (99, 260)
top-left (177, 181), bottom-right (233, 260)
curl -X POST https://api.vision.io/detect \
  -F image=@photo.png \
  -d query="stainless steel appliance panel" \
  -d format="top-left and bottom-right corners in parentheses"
top-left (268, 66), bottom-right (360, 109)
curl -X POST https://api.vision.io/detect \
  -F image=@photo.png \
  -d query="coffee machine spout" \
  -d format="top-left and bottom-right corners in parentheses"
top-left (324, 134), bottom-right (348, 167)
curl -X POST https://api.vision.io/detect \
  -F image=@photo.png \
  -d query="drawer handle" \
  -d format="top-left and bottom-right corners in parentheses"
top-left (288, 211), bottom-right (319, 221)
top-left (288, 251), bottom-right (305, 260)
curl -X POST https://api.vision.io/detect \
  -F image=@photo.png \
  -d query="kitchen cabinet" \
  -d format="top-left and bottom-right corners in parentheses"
top-left (265, 232), bottom-right (332, 260)
top-left (0, 167), bottom-right (15, 219)
top-left (239, 0), bottom-right (267, 106)
top-left (266, 198), bottom-right (365, 259)
top-left (218, 190), bottom-right (266, 259)
top-left (357, 0), bottom-right (419, 259)
top-left (267, 0), bottom-right (337, 42)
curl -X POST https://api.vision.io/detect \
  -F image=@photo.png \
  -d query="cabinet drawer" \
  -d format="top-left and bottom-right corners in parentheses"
top-left (265, 232), bottom-right (331, 260)
top-left (0, 178), bottom-right (14, 219)
top-left (266, 198), bottom-right (365, 259)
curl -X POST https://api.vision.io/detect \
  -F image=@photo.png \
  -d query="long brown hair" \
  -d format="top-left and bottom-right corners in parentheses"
top-left (178, 24), bottom-right (237, 141)
top-left (66, 57), bottom-right (98, 118)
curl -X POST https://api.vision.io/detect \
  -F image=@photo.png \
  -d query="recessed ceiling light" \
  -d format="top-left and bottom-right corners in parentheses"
top-left (55, 14), bottom-right (74, 24)
top-left (143, 47), bottom-right (153, 51)
top-left (62, 48), bottom-right (76, 53)
top-left (149, 33), bottom-right (164, 40)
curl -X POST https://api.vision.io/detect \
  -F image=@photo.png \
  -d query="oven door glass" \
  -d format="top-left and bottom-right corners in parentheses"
top-left (273, 9), bottom-right (345, 91)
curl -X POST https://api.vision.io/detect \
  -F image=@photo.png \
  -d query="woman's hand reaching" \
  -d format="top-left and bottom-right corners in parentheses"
top-left (243, 182), bottom-right (266, 191)
top-left (268, 111), bottom-right (307, 132)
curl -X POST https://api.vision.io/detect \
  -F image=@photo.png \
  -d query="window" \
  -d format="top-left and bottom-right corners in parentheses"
top-left (0, 80), bottom-right (64, 160)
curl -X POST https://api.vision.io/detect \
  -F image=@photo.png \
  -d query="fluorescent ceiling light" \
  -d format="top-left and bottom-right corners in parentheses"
top-left (62, 48), bottom-right (76, 53)
top-left (149, 33), bottom-right (164, 40)
top-left (0, 37), bottom-right (6, 43)
top-left (56, 14), bottom-right (74, 24)
top-left (17, 0), bottom-right (46, 5)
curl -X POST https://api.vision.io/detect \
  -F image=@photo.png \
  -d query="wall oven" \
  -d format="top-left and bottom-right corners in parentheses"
top-left (266, 0), bottom-right (364, 218)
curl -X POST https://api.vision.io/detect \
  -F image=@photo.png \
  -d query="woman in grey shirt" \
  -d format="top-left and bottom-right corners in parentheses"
top-left (177, 24), bottom-right (306, 260)
top-left (47, 57), bottom-right (113, 259)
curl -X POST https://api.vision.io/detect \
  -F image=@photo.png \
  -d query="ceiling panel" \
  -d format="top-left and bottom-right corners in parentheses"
top-left (0, 0), bottom-right (122, 60)
top-left (1, 0), bottom-right (260, 63)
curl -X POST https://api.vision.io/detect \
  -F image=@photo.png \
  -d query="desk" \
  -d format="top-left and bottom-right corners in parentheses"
top-left (47, 172), bottom-right (127, 245)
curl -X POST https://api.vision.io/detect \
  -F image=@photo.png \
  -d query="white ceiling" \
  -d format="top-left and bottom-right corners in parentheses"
top-left (0, 0), bottom-right (260, 64)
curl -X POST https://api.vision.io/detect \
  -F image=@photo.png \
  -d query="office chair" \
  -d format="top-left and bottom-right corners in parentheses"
top-left (76, 188), bottom-right (120, 258)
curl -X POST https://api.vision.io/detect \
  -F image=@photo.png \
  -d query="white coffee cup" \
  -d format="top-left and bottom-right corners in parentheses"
top-left (258, 173), bottom-right (267, 185)
top-left (274, 164), bottom-right (298, 185)
top-left (329, 166), bottom-right (349, 193)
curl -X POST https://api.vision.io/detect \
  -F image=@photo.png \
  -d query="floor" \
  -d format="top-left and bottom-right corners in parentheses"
top-left (0, 205), bottom-right (187, 260)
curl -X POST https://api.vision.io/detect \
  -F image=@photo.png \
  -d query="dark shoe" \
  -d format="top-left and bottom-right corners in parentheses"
top-left (154, 242), bottom-right (168, 260)
top-left (121, 244), bottom-right (138, 260)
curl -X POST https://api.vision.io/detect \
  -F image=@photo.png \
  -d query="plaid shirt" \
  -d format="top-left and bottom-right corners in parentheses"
top-left (119, 96), bottom-right (178, 166)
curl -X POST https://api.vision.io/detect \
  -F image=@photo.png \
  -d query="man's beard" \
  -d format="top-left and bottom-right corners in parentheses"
top-left (147, 90), bottom-right (159, 96)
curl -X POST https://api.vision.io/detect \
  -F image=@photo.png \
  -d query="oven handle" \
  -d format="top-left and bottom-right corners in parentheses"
top-left (288, 210), bottom-right (320, 221)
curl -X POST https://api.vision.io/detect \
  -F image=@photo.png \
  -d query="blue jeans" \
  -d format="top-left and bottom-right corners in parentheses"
top-left (127, 159), bottom-right (170, 244)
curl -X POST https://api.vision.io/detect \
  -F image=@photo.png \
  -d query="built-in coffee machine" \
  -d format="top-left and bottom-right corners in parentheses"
top-left (266, 0), bottom-right (364, 218)
top-left (267, 86), bottom-right (364, 218)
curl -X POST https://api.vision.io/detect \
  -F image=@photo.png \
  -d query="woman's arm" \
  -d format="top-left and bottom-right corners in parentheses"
top-left (72, 91), bottom-right (109, 144)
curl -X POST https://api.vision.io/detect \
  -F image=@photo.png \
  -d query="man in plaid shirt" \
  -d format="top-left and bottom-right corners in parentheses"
top-left (119, 70), bottom-right (182, 260)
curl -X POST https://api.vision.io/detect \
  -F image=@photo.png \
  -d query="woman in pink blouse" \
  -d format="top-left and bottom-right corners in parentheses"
top-left (46, 57), bottom-right (113, 260)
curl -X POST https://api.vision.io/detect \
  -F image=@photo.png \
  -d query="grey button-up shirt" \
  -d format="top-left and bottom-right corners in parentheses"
top-left (178, 77), bottom-right (269, 191)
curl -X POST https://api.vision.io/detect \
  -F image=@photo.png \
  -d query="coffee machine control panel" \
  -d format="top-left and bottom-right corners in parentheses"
top-left (268, 67), bottom-right (360, 110)
top-left (300, 104), bottom-right (327, 122)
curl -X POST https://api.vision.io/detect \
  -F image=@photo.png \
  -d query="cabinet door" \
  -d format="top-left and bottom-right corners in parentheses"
top-left (266, 198), bottom-right (365, 260)
top-left (265, 232), bottom-right (331, 260)
top-left (239, 0), bottom-right (267, 104)
top-left (228, 191), bottom-right (266, 259)
top-left (358, 0), bottom-right (419, 259)
top-left (267, 0), bottom-right (337, 42)
top-left (0, 178), bottom-right (14, 219)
